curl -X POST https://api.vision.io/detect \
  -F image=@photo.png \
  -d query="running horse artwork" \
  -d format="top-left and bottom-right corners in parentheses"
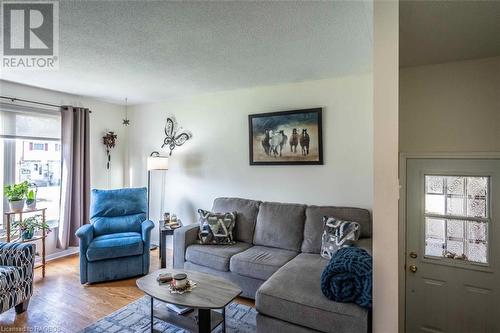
top-left (248, 108), bottom-right (323, 165)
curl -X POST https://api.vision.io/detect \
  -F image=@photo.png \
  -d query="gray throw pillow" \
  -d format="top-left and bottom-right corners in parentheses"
top-left (320, 217), bottom-right (360, 259)
top-left (198, 209), bottom-right (236, 245)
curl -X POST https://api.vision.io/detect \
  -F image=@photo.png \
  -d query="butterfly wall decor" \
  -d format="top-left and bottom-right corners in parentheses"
top-left (162, 116), bottom-right (193, 156)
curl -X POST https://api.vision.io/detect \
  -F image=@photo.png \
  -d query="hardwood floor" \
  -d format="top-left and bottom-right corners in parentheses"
top-left (0, 249), bottom-right (254, 332)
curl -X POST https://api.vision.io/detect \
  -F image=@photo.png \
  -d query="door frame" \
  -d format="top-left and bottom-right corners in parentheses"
top-left (398, 152), bottom-right (500, 332)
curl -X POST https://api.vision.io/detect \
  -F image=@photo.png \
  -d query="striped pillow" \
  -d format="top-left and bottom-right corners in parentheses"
top-left (320, 217), bottom-right (360, 259)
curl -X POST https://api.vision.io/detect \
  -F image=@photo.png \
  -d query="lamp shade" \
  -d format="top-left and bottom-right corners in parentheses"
top-left (147, 155), bottom-right (169, 170)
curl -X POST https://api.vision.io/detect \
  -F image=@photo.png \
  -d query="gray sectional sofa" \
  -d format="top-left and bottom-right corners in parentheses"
top-left (173, 197), bottom-right (372, 333)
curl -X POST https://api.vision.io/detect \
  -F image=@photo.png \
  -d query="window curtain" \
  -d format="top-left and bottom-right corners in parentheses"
top-left (58, 106), bottom-right (91, 249)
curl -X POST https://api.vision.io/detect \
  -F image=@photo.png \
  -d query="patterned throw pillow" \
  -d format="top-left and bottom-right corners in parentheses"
top-left (198, 209), bottom-right (236, 245)
top-left (321, 217), bottom-right (360, 259)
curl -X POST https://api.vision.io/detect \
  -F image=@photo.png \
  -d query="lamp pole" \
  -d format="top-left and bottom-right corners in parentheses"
top-left (146, 151), bottom-right (168, 251)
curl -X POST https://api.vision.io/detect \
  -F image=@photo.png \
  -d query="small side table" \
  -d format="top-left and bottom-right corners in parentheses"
top-left (159, 221), bottom-right (183, 269)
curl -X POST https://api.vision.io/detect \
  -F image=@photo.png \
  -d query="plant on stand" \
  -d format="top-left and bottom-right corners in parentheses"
top-left (12, 214), bottom-right (51, 241)
top-left (26, 183), bottom-right (38, 210)
top-left (4, 181), bottom-right (29, 212)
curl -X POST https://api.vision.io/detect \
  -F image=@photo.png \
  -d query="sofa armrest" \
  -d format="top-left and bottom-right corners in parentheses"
top-left (354, 238), bottom-right (372, 255)
top-left (0, 242), bottom-right (35, 269)
top-left (173, 224), bottom-right (199, 269)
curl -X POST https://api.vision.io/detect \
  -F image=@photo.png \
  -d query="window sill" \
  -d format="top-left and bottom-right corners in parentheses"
top-left (46, 219), bottom-right (60, 229)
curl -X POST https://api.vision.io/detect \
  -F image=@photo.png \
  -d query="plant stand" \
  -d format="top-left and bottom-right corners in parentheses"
top-left (4, 208), bottom-right (47, 278)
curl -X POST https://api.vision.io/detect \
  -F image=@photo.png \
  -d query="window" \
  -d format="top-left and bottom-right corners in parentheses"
top-left (424, 175), bottom-right (489, 264)
top-left (0, 103), bottom-right (62, 230)
top-left (33, 142), bottom-right (45, 150)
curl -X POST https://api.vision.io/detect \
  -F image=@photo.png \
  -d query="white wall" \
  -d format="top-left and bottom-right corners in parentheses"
top-left (400, 56), bottom-right (500, 153)
top-left (128, 75), bottom-right (373, 246)
top-left (0, 80), bottom-right (126, 255)
top-left (373, 1), bottom-right (399, 332)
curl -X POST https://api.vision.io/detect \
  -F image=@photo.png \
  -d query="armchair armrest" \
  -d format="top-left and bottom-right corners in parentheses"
top-left (75, 224), bottom-right (94, 284)
top-left (0, 242), bottom-right (35, 269)
top-left (75, 224), bottom-right (94, 248)
top-left (140, 220), bottom-right (155, 275)
top-left (141, 219), bottom-right (154, 244)
top-left (173, 223), bottom-right (199, 269)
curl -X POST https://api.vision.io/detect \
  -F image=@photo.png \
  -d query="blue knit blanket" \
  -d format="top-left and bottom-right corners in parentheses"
top-left (320, 247), bottom-right (372, 309)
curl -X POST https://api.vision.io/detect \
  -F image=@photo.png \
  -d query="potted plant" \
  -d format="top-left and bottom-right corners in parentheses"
top-left (12, 214), bottom-right (51, 241)
top-left (26, 183), bottom-right (38, 210)
top-left (4, 181), bottom-right (29, 212)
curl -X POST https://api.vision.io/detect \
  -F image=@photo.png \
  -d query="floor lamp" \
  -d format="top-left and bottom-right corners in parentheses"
top-left (147, 151), bottom-right (169, 250)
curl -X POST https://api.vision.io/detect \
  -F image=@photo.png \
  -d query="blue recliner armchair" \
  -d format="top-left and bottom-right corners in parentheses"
top-left (76, 187), bottom-right (154, 284)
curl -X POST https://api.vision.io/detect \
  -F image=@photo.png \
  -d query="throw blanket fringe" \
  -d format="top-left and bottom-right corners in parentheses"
top-left (320, 247), bottom-right (372, 309)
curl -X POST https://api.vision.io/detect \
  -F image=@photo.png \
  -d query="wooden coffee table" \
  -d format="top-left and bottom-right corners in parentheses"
top-left (136, 269), bottom-right (242, 333)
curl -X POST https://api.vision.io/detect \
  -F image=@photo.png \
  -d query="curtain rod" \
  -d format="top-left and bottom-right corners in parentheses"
top-left (0, 95), bottom-right (92, 113)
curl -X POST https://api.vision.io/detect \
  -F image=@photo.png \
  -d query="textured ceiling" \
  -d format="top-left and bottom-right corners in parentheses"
top-left (400, 0), bottom-right (500, 67)
top-left (1, 1), bottom-right (372, 105)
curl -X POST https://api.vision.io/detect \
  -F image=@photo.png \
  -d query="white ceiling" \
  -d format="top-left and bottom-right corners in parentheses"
top-left (400, 0), bottom-right (500, 67)
top-left (1, 1), bottom-right (373, 105)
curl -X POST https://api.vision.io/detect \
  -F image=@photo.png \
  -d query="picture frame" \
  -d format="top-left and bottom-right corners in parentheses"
top-left (248, 108), bottom-right (323, 165)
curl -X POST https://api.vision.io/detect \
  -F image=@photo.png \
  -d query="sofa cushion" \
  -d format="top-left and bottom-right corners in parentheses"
top-left (302, 206), bottom-right (371, 253)
top-left (256, 253), bottom-right (369, 333)
top-left (253, 202), bottom-right (306, 251)
top-left (230, 246), bottom-right (297, 280)
top-left (212, 197), bottom-right (261, 244)
top-left (229, 246), bottom-right (297, 280)
top-left (86, 232), bottom-right (143, 262)
top-left (185, 242), bottom-right (252, 272)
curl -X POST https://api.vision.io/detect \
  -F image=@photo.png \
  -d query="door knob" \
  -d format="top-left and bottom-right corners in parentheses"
top-left (409, 265), bottom-right (418, 273)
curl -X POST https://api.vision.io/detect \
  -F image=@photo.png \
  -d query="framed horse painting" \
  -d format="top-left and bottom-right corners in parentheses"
top-left (248, 108), bottom-right (323, 165)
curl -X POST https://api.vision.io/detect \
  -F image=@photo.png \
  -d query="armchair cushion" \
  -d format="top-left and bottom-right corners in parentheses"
top-left (0, 266), bottom-right (24, 292)
top-left (90, 187), bottom-right (148, 218)
top-left (0, 242), bottom-right (35, 268)
top-left (0, 242), bottom-right (35, 314)
top-left (86, 232), bottom-right (143, 262)
top-left (92, 213), bottom-right (144, 237)
top-left (90, 187), bottom-right (148, 236)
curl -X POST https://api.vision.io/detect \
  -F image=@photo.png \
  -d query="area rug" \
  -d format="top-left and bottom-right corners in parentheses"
top-left (79, 296), bottom-right (256, 333)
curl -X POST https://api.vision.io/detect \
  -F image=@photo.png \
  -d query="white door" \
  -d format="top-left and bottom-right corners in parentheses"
top-left (405, 158), bottom-right (500, 333)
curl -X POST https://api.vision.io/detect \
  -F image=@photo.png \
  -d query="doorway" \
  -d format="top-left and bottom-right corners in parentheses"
top-left (404, 158), bottom-right (499, 333)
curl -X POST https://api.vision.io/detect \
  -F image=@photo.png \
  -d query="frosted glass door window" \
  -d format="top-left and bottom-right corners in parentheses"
top-left (424, 175), bottom-right (489, 264)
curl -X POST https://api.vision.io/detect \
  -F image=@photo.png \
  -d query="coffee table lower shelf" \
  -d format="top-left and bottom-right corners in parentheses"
top-left (150, 296), bottom-right (225, 333)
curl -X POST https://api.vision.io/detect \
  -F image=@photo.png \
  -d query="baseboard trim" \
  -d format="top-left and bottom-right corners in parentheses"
top-left (45, 247), bottom-right (79, 262)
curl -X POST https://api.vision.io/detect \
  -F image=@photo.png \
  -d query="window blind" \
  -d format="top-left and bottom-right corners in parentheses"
top-left (0, 102), bottom-right (61, 141)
